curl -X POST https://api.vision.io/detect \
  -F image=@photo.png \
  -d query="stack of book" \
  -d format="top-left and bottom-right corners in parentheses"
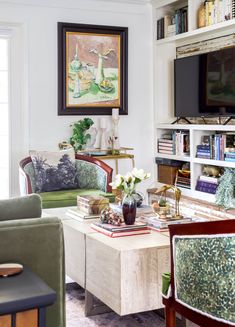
top-left (199, 0), bottom-right (235, 27)
top-left (224, 151), bottom-right (235, 162)
top-left (66, 207), bottom-right (100, 221)
top-left (175, 174), bottom-right (191, 189)
top-left (158, 138), bottom-right (174, 155)
top-left (77, 195), bottom-right (109, 214)
top-left (157, 131), bottom-right (190, 156)
top-left (90, 221), bottom-right (150, 238)
top-left (140, 215), bottom-right (192, 232)
top-left (196, 133), bottom-right (235, 161)
top-left (195, 175), bottom-right (219, 194)
top-left (157, 6), bottom-right (188, 40)
top-left (196, 145), bottom-right (211, 159)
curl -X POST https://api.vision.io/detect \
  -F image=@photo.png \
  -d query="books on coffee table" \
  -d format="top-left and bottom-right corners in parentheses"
top-left (66, 207), bottom-right (100, 221)
top-left (90, 221), bottom-right (150, 238)
top-left (140, 215), bottom-right (192, 230)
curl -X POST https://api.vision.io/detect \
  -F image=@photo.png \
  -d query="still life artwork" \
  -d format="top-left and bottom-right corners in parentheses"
top-left (58, 23), bottom-right (128, 115)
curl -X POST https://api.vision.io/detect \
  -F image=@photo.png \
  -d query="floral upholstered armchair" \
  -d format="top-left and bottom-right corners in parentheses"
top-left (163, 219), bottom-right (235, 327)
top-left (19, 154), bottom-right (113, 208)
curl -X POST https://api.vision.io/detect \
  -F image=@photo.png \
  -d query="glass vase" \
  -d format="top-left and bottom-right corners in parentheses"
top-left (122, 193), bottom-right (137, 225)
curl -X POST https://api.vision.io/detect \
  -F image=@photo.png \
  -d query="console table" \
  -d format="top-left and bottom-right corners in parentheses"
top-left (0, 266), bottom-right (56, 327)
top-left (93, 152), bottom-right (135, 175)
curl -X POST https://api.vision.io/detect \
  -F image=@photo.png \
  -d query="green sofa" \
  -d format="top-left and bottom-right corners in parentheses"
top-left (19, 154), bottom-right (114, 208)
top-left (0, 194), bottom-right (65, 327)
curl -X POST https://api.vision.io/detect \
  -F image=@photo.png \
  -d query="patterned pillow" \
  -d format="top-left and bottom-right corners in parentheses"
top-left (173, 235), bottom-right (235, 325)
top-left (30, 148), bottom-right (77, 193)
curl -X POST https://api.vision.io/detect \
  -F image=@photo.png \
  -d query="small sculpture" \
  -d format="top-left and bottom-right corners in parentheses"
top-left (100, 208), bottom-right (123, 226)
top-left (154, 184), bottom-right (182, 220)
top-left (203, 165), bottom-right (221, 177)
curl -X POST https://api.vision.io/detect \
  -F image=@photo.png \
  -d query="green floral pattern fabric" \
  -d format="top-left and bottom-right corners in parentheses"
top-left (75, 160), bottom-right (107, 192)
top-left (174, 235), bottom-right (235, 324)
top-left (24, 159), bottom-right (108, 194)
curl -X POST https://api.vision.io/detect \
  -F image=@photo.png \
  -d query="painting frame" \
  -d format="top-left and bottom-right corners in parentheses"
top-left (58, 22), bottom-right (128, 115)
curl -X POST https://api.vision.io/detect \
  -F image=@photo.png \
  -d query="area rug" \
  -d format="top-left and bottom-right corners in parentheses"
top-left (66, 283), bottom-right (165, 327)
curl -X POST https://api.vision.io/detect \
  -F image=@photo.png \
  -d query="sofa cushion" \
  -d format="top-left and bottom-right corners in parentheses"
top-left (30, 148), bottom-right (77, 193)
top-left (40, 189), bottom-right (115, 209)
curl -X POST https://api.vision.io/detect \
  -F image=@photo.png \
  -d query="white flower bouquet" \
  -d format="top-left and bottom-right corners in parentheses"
top-left (110, 168), bottom-right (150, 195)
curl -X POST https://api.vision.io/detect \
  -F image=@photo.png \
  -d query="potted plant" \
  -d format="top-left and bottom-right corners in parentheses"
top-left (110, 168), bottom-right (150, 225)
top-left (69, 118), bottom-right (94, 153)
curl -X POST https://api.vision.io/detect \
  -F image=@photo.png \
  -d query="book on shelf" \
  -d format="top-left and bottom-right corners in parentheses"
top-left (157, 131), bottom-right (189, 156)
top-left (225, 157), bottom-right (235, 162)
top-left (199, 175), bottom-right (219, 184)
top-left (156, 6), bottom-right (188, 40)
top-left (196, 179), bottom-right (218, 194)
top-left (196, 133), bottom-right (235, 161)
top-left (232, 0), bottom-right (235, 18)
top-left (203, 0), bottom-right (233, 26)
top-left (66, 208), bottom-right (100, 221)
top-left (90, 222), bottom-right (150, 238)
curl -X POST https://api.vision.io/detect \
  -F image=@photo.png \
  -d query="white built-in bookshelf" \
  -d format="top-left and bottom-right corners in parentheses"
top-left (152, 0), bottom-right (235, 203)
top-left (155, 124), bottom-right (235, 202)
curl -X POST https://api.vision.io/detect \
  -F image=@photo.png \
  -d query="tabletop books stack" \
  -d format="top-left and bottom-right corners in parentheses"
top-left (66, 195), bottom-right (109, 221)
top-left (140, 215), bottom-right (192, 232)
top-left (90, 221), bottom-right (150, 238)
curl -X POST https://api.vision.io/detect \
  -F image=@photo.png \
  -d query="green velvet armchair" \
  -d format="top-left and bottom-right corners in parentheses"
top-left (0, 194), bottom-right (65, 327)
top-left (19, 154), bottom-right (113, 208)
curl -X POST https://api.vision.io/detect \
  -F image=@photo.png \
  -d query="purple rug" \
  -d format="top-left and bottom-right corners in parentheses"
top-left (66, 283), bottom-right (165, 327)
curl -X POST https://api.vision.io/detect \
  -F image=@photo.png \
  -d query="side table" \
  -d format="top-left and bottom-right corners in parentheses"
top-left (0, 266), bottom-right (56, 327)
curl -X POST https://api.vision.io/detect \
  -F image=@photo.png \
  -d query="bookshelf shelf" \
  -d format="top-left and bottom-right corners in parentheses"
top-left (156, 153), bottom-right (191, 162)
top-left (193, 158), bottom-right (235, 169)
top-left (155, 18), bottom-right (235, 45)
top-left (155, 124), bottom-right (235, 203)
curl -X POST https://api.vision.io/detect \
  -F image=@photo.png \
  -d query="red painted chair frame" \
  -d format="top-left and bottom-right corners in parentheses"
top-left (19, 154), bottom-right (113, 194)
top-left (164, 219), bottom-right (235, 327)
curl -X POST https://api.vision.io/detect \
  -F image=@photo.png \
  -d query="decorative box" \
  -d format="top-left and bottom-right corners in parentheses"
top-left (77, 195), bottom-right (109, 214)
top-left (158, 164), bottom-right (179, 185)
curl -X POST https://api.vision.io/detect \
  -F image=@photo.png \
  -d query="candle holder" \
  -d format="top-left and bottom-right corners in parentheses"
top-left (100, 126), bottom-right (108, 150)
top-left (112, 108), bottom-right (120, 151)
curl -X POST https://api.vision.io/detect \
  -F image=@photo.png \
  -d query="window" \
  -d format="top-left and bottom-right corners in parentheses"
top-left (0, 37), bottom-right (9, 198)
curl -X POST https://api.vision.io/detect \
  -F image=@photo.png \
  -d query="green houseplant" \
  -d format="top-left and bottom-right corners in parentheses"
top-left (69, 118), bottom-right (94, 153)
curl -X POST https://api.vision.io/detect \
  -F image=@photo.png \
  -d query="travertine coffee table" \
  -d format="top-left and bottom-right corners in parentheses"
top-left (86, 231), bottom-right (170, 316)
top-left (43, 207), bottom-right (170, 316)
top-left (43, 207), bottom-right (97, 288)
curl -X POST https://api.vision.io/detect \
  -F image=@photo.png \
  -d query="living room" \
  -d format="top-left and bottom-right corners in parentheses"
top-left (0, 0), bottom-right (234, 327)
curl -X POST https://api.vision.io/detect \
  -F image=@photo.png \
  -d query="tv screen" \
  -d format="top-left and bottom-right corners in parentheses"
top-left (174, 46), bottom-right (235, 117)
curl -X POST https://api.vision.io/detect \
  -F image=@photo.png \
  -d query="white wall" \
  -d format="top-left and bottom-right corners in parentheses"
top-left (0, 0), bottom-right (154, 196)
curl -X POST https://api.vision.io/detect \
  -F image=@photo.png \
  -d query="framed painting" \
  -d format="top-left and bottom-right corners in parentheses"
top-left (58, 22), bottom-right (128, 115)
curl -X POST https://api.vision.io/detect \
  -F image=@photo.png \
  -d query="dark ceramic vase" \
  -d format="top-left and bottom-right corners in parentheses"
top-left (122, 194), bottom-right (137, 225)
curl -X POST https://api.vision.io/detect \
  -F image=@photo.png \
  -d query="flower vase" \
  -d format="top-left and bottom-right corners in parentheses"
top-left (122, 193), bottom-right (137, 225)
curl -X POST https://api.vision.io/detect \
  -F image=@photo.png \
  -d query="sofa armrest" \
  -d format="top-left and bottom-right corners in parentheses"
top-left (0, 194), bottom-right (42, 221)
top-left (75, 154), bottom-right (113, 193)
top-left (0, 217), bottom-right (65, 327)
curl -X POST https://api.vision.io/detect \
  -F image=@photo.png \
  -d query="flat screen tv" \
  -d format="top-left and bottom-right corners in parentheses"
top-left (174, 46), bottom-right (235, 118)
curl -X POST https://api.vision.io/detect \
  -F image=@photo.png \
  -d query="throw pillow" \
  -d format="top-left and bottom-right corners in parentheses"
top-left (30, 148), bottom-right (77, 193)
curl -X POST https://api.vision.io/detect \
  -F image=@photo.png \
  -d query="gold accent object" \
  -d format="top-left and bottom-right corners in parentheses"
top-left (154, 184), bottom-right (183, 220)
